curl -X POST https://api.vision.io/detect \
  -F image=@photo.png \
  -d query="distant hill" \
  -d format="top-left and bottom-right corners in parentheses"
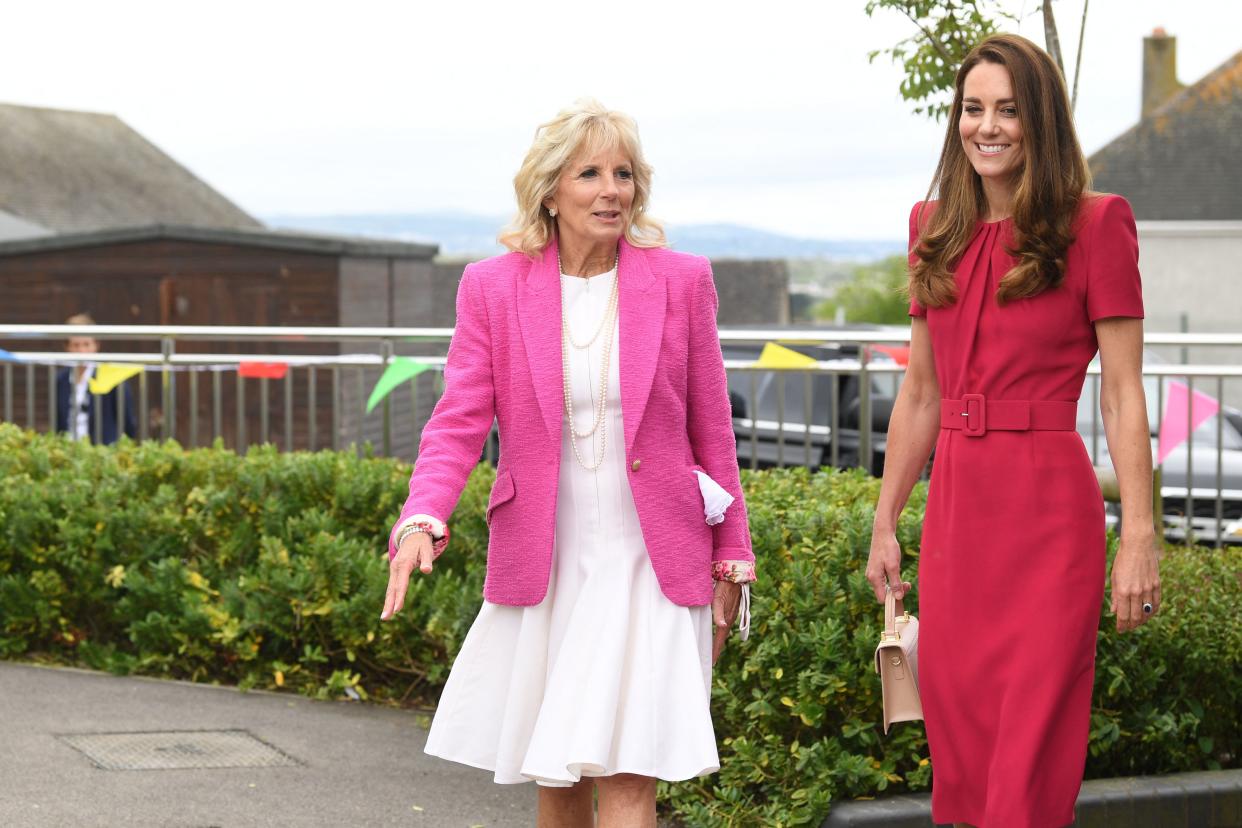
top-left (264, 212), bottom-right (902, 261)
top-left (667, 224), bottom-right (902, 261)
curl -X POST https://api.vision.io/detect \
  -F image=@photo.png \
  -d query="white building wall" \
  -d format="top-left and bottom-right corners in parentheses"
top-left (1136, 221), bottom-right (1242, 407)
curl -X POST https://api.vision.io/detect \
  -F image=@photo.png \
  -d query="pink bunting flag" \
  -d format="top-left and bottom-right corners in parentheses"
top-left (1157, 380), bottom-right (1220, 465)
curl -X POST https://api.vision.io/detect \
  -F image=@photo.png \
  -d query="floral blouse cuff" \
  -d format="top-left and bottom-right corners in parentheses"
top-left (712, 560), bottom-right (756, 584)
top-left (393, 514), bottom-right (450, 558)
top-left (712, 561), bottom-right (755, 642)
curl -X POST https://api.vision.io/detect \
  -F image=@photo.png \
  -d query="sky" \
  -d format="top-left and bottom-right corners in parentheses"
top-left (3, 0), bottom-right (1239, 240)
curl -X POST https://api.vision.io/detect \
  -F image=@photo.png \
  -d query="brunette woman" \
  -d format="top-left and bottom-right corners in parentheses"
top-left (866, 34), bottom-right (1160, 828)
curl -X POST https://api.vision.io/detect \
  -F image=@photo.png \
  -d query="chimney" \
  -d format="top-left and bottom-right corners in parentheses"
top-left (1142, 28), bottom-right (1185, 117)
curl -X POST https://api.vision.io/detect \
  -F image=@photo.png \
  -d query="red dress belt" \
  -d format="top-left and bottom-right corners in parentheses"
top-left (940, 394), bottom-right (1078, 437)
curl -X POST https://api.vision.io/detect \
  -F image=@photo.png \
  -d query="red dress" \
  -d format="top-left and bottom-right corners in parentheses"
top-left (909, 194), bottom-right (1144, 828)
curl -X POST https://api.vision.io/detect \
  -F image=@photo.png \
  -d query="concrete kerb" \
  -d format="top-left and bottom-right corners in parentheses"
top-left (822, 768), bottom-right (1242, 828)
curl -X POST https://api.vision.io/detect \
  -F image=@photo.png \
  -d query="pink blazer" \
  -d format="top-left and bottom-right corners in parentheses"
top-left (388, 238), bottom-right (753, 606)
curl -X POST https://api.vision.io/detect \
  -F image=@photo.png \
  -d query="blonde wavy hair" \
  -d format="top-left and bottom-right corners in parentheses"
top-left (499, 98), bottom-right (666, 257)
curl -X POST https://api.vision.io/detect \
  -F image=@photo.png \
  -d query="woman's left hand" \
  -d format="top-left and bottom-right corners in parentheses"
top-left (1110, 529), bottom-right (1162, 632)
top-left (711, 580), bottom-right (741, 665)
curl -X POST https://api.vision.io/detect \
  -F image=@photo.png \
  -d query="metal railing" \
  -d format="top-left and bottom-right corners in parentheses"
top-left (3, 324), bottom-right (1240, 547)
top-left (0, 324), bottom-right (455, 458)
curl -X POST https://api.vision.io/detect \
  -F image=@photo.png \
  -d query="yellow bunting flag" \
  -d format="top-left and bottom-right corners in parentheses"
top-left (754, 342), bottom-right (818, 370)
top-left (88, 364), bottom-right (143, 395)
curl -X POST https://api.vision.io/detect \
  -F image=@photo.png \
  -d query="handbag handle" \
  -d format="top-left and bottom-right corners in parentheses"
top-left (881, 587), bottom-right (910, 642)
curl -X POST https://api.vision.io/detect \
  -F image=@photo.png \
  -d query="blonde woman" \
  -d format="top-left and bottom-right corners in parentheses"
top-left (380, 99), bottom-right (755, 827)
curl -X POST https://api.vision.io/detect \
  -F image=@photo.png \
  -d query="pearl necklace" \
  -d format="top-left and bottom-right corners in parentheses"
top-left (562, 249), bottom-right (620, 350)
top-left (559, 248), bottom-right (620, 471)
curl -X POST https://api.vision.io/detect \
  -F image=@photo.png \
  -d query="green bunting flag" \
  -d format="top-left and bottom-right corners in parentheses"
top-left (366, 357), bottom-right (431, 414)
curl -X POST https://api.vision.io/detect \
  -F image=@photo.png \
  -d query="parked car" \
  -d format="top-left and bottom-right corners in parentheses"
top-left (722, 328), bottom-right (897, 474)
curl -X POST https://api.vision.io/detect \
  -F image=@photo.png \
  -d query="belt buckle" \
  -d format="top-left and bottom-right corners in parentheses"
top-left (962, 393), bottom-right (986, 437)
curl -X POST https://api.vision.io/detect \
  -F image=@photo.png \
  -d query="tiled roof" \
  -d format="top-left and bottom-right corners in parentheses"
top-left (1089, 50), bottom-right (1242, 220)
top-left (0, 103), bottom-right (262, 233)
top-left (0, 209), bottom-right (52, 242)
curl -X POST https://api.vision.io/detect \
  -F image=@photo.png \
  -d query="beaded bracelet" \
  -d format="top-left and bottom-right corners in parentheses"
top-left (396, 521), bottom-right (450, 559)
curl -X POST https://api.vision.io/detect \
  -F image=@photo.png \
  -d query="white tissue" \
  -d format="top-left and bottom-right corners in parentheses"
top-left (694, 470), bottom-right (735, 525)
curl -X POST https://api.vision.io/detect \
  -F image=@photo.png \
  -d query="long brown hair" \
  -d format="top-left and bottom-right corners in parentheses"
top-left (910, 34), bottom-right (1090, 308)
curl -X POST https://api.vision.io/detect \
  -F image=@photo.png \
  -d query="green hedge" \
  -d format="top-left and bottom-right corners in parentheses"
top-left (0, 424), bottom-right (1237, 826)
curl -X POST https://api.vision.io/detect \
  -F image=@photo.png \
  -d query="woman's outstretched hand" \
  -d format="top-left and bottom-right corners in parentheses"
top-left (711, 580), bottom-right (741, 665)
top-left (866, 529), bottom-right (911, 603)
top-left (381, 533), bottom-right (435, 621)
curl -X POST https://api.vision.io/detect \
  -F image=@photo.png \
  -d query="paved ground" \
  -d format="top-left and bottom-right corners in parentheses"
top-left (0, 661), bottom-right (537, 827)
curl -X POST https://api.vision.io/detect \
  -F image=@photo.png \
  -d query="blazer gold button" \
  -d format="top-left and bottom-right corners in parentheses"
top-left (631, 459), bottom-right (641, 472)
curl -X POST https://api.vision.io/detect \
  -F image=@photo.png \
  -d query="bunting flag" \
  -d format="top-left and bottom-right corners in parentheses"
top-left (0, 351), bottom-right (451, 400)
top-left (868, 343), bottom-right (910, 366)
top-left (366, 357), bottom-right (431, 413)
top-left (1157, 380), bottom-right (1220, 465)
top-left (238, 361), bottom-right (290, 379)
top-left (88, 363), bottom-right (143, 395)
top-left (754, 342), bottom-right (818, 370)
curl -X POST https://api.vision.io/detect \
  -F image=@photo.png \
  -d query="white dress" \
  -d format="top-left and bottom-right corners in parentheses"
top-left (423, 267), bottom-right (720, 786)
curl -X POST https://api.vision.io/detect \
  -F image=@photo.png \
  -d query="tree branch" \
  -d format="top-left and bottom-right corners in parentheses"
top-left (1071, 0), bottom-right (1089, 111)
top-left (1042, 2), bottom-right (1065, 75)
top-left (903, 8), bottom-right (956, 67)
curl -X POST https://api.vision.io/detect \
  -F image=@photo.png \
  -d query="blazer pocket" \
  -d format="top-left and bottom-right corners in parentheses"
top-left (485, 469), bottom-right (516, 527)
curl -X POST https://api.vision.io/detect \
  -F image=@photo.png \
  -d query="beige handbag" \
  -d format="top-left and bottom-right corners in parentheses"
top-left (874, 588), bottom-right (923, 734)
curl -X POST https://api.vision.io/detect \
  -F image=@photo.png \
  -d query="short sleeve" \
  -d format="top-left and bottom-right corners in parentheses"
top-left (1085, 195), bottom-right (1144, 322)
top-left (908, 202), bottom-right (927, 318)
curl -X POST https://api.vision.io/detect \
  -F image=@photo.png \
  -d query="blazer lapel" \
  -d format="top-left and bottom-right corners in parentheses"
top-left (516, 241), bottom-right (564, 442)
top-left (618, 239), bottom-right (665, 455)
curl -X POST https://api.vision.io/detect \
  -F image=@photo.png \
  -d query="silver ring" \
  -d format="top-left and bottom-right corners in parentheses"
top-left (1142, 602), bottom-right (1154, 615)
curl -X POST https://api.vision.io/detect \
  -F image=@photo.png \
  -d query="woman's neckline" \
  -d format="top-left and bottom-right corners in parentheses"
top-left (981, 215), bottom-right (1012, 225)
top-left (560, 266), bottom-right (617, 281)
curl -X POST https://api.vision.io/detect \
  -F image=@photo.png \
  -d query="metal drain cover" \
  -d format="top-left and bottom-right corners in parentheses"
top-left (58, 729), bottom-right (301, 770)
